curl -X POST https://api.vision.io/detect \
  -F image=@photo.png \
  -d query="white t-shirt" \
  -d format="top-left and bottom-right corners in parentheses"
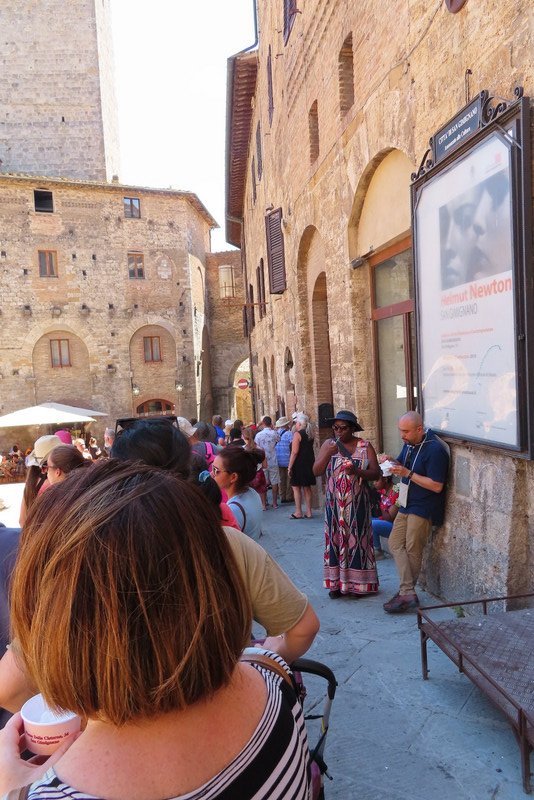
top-left (254, 428), bottom-right (280, 467)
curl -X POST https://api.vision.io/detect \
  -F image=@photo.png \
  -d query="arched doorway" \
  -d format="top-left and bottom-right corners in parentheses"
top-left (312, 272), bottom-right (334, 442)
top-left (136, 399), bottom-right (174, 415)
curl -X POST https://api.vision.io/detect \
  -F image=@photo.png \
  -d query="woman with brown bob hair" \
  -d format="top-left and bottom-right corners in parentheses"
top-left (0, 460), bottom-right (311, 799)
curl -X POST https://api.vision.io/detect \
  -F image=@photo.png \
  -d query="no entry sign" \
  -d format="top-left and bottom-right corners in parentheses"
top-left (236, 378), bottom-right (250, 390)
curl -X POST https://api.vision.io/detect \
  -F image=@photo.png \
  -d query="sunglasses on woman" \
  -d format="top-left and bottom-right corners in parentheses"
top-left (332, 424), bottom-right (349, 432)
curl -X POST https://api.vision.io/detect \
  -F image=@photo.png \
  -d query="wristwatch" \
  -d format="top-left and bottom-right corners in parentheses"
top-left (407, 470), bottom-right (414, 480)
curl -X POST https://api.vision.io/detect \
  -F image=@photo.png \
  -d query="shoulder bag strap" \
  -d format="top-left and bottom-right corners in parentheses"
top-left (240, 652), bottom-right (293, 687)
top-left (228, 500), bottom-right (247, 530)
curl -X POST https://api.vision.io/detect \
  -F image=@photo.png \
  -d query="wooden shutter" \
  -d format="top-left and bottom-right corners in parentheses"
top-left (265, 208), bottom-right (286, 294)
top-left (267, 46), bottom-right (274, 126)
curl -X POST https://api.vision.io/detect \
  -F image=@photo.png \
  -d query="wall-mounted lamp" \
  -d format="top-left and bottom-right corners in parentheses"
top-left (132, 384), bottom-right (140, 396)
top-left (175, 381), bottom-right (184, 392)
top-left (350, 247), bottom-right (374, 270)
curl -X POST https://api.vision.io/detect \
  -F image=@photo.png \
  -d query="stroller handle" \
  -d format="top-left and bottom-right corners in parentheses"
top-left (292, 657), bottom-right (338, 700)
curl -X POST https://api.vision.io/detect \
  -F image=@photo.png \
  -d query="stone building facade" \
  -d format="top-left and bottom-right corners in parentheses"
top-left (226, 0), bottom-right (534, 601)
top-left (0, 0), bottom-right (248, 449)
top-left (0, 174), bottom-right (224, 445)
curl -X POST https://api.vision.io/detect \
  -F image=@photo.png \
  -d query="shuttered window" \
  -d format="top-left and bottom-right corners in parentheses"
top-left (284, 0), bottom-right (298, 44)
top-left (267, 46), bottom-right (274, 126)
top-left (251, 156), bottom-right (257, 205)
top-left (256, 122), bottom-right (263, 180)
top-left (265, 208), bottom-right (286, 294)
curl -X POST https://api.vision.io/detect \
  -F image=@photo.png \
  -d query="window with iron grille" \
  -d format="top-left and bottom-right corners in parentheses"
top-left (38, 250), bottom-right (57, 277)
top-left (143, 336), bottom-right (161, 362)
top-left (256, 122), bottom-right (263, 180)
top-left (128, 252), bottom-right (144, 279)
top-left (338, 34), bottom-right (355, 115)
top-left (50, 339), bottom-right (71, 368)
top-left (34, 190), bottom-right (54, 213)
top-left (267, 46), bottom-right (274, 126)
top-left (283, 0), bottom-right (298, 44)
top-left (219, 265), bottom-right (236, 298)
top-left (124, 197), bottom-right (141, 218)
top-left (265, 209), bottom-right (286, 294)
top-left (308, 100), bottom-right (319, 163)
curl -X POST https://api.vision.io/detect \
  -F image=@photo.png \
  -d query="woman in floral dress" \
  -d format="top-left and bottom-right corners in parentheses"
top-left (313, 410), bottom-right (381, 598)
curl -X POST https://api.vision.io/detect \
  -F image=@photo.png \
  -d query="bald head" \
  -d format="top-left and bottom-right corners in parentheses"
top-left (398, 411), bottom-right (424, 446)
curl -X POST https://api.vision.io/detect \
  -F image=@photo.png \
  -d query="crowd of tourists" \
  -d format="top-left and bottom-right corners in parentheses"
top-left (0, 404), bottom-right (449, 798)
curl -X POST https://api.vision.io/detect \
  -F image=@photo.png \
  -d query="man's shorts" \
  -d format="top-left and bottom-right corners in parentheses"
top-left (265, 465), bottom-right (280, 486)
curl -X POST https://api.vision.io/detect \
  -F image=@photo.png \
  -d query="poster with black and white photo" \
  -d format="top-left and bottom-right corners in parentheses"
top-left (415, 131), bottom-right (518, 446)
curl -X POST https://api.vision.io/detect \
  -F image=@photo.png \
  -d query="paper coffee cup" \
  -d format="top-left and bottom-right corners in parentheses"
top-left (21, 693), bottom-right (81, 756)
top-left (380, 461), bottom-right (393, 476)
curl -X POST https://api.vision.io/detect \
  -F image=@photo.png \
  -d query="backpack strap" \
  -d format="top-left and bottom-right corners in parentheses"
top-left (228, 499), bottom-right (247, 531)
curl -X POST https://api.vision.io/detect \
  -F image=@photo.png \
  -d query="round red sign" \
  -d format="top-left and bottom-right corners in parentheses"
top-left (236, 378), bottom-right (250, 390)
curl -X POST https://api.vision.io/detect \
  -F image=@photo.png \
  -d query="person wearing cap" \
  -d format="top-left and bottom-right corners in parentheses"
top-left (19, 435), bottom-right (62, 526)
top-left (274, 417), bottom-right (293, 503)
top-left (313, 410), bottom-right (381, 598)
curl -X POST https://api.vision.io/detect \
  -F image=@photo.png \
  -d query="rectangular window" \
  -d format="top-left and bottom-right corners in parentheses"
top-left (34, 190), bottom-right (54, 213)
top-left (251, 156), bottom-right (257, 205)
top-left (50, 339), bottom-right (71, 368)
top-left (371, 240), bottom-right (415, 453)
top-left (143, 336), bottom-right (161, 362)
top-left (284, 0), bottom-right (298, 43)
top-left (308, 100), bottom-right (319, 163)
top-left (128, 252), bottom-right (144, 279)
top-left (267, 46), bottom-right (274, 126)
top-left (38, 250), bottom-right (57, 277)
top-left (265, 209), bottom-right (286, 294)
top-left (123, 197), bottom-right (141, 218)
top-left (219, 265), bottom-right (236, 298)
top-left (256, 122), bottom-right (263, 180)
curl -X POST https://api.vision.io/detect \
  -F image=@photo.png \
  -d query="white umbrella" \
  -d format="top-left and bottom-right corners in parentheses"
top-left (40, 402), bottom-right (107, 418)
top-left (0, 405), bottom-right (95, 428)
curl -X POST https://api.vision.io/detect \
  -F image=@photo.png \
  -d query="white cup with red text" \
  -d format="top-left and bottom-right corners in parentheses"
top-left (21, 693), bottom-right (81, 756)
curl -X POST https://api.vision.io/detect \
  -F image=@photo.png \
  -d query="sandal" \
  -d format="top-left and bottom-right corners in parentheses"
top-left (290, 513), bottom-right (303, 519)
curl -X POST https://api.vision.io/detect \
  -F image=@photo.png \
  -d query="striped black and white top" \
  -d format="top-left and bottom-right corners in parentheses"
top-left (26, 657), bottom-right (312, 800)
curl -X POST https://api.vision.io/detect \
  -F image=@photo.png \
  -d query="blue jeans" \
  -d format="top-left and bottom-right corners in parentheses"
top-left (372, 518), bottom-right (393, 549)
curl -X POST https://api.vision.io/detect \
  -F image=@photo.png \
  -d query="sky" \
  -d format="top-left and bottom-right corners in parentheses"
top-left (110, 0), bottom-right (256, 251)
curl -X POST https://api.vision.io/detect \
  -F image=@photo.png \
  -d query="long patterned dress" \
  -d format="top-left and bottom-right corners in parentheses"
top-left (323, 441), bottom-right (379, 595)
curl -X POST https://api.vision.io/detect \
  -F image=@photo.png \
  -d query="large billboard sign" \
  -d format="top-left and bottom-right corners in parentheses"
top-left (412, 93), bottom-right (533, 454)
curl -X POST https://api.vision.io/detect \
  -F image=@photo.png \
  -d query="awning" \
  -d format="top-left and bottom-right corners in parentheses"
top-left (40, 402), bottom-right (107, 418)
top-left (0, 404), bottom-right (99, 428)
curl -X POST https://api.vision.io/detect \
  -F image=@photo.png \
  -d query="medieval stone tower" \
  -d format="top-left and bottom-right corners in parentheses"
top-left (0, 0), bottom-right (120, 181)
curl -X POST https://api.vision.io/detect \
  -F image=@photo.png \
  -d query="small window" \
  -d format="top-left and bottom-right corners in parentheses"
top-left (256, 122), bottom-right (263, 181)
top-left (34, 190), bottom-right (54, 213)
top-left (143, 336), bottom-right (161, 362)
top-left (124, 197), bottom-right (141, 218)
top-left (38, 250), bottom-right (57, 277)
top-left (265, 209), bottom-right (286, 294)
top-left (219, 265), bottom-right (236, 298)
top-left (338, 34), bottom-right (355, 115)
top-left (308, 101), bottom-right (319, 163)
top-left (267, 46), bottom-right (274, 126)
top-left (284, 0), bottom-right (298, 44)
top-left (128, 252), bottom-right (144, 279)
top-left (251, 156), bottom-right (257, 205)
top-left (50, 339), bottom-right (71, 368)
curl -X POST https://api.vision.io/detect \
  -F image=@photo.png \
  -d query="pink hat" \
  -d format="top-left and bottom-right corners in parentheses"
top-left (54, 429), bottom-right (73, 445)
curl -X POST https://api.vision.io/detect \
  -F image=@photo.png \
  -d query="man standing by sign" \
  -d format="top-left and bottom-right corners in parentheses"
top-left (383, 411), bottom-right (450, 614)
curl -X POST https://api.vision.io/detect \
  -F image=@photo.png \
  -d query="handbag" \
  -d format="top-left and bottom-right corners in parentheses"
top-left (249, 466), bottom-right (267, 493)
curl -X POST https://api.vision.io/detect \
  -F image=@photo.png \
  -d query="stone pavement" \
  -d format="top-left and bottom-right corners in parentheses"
top-left (256, 503), bottom-right (524, 800)
top-left (0, 485), bottom-right (525, 798)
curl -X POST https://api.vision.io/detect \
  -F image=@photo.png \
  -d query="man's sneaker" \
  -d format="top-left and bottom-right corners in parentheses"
top-left (383, 593), bottom-right (419, 613)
